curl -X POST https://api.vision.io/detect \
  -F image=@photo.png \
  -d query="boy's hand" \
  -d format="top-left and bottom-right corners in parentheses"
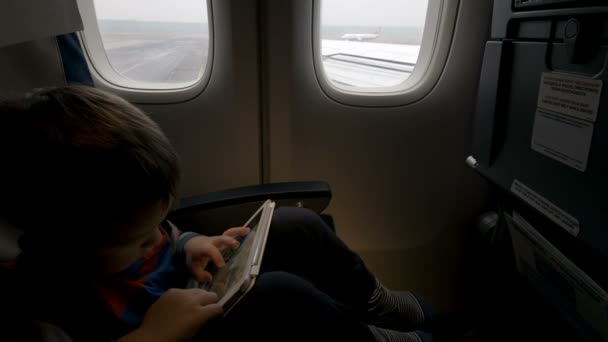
top-left (123, 288), bottom-right (222, 342)
top-left (185, 227), bottom-right (250, 282)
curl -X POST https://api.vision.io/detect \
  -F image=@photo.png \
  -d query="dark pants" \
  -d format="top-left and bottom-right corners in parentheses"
top-left (198, 207), bottom-right (378, 341)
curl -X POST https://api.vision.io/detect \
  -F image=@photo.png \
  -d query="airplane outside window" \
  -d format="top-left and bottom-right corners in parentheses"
top-left (320, 0), bottom-right (429, 89)
top-left (86, 0), bottom-right (429, 92)
top-left (91, 0), bottom-right (209, 89)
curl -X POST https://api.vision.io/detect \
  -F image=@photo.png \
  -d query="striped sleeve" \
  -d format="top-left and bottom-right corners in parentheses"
top-left (164, 220), bottom-right (200, 266)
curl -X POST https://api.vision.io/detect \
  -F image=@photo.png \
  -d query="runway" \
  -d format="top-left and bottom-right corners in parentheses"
top-left (102, 34), bottom-right (209, 85)
top-left (99, 34), bottom-right (419, 88)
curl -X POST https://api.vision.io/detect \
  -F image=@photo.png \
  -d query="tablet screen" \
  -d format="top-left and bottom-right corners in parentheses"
top-left (202, 211), bottom-right (261, 300)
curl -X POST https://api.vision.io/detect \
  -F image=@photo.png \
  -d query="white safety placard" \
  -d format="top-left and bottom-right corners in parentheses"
top-left (531, 108), bottom-right (594, 172)
top-left (537, 72), bottom-right (603, 122)
top-left (511, 180), bottom-right (580, 236)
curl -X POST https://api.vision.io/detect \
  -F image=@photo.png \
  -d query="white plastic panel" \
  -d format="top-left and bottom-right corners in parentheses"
top-left (86, 0), bottom-right (210, 90)
top-left (314, 0), bottom-right (459, 107)
top-left (77, 0), bottom-right (214, 103)
top-left (0, 0), bottom-right (82, 48)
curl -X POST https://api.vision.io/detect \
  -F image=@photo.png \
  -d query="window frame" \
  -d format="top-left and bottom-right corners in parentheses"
top-left (76, 0), bottom-right (214, 104)
top-left (312, 0), bottom-right (459, 107)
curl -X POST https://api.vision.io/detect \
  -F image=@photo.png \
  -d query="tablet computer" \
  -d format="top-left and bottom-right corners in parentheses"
top-left (194, 199), bottom-right (275, 314)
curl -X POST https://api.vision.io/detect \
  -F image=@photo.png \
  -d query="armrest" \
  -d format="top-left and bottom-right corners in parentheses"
top-left (174, 181), bottom-right (332, 213)
top-left (168, 181), bottom-right (332, 235)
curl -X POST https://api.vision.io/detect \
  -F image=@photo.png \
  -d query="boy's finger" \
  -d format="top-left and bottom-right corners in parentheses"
top-left (191, 255), bottom-right (209, 271)
top-left (223, 227), bottom-right (250, 238)
top-left (192, 266), bottom-right (213, 283)
top-left (203, 245), bottom-right (225, 268)
top-left (194, 291), bottom-right (220, 305)
top-left (212, 235), bottom-right (240, 249)
top-left (198, 303), bottom-right (224, 321)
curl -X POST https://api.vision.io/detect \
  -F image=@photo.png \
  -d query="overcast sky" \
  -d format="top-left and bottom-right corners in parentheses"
top-left (94, 0), bottom-right (208, 23)
top-left (322, 0), bottom-right (428, 27)
top-left (94, 0), bottom-right (427, 26)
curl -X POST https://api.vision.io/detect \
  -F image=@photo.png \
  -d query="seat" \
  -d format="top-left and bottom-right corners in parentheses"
top-left (0, 181), bottom-right (333, 341)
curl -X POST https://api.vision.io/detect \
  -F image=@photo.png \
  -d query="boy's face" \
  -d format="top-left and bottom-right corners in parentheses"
top-left (94, 200), bottom-right (170, 275)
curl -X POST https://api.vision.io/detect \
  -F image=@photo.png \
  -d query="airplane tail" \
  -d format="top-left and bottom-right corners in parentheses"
top-left (374, 26), bottom-right (383, 35)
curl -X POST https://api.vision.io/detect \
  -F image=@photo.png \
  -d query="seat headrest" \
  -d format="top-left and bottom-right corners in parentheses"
top-left (0, 37), bottom-right (70, 97)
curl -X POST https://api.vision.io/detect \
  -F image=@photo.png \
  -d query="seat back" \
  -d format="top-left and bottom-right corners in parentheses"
top-left (0, 2), bottom-right (94, 340)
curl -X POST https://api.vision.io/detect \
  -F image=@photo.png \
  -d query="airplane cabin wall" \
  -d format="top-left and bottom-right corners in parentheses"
top-left (263, 0), bottom-right (493, 312)
top-left (133, 0), bottom-right (262, 198)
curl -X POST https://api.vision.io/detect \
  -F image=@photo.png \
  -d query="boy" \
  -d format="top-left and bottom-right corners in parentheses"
top-left (0, 86), bottom-right (433, 342)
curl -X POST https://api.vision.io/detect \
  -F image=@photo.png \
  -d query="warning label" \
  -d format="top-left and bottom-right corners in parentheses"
top-left (538, 72), bottom-right (603, 122)
top-left (511, 180), bottom-right (580, 236)
top-left (531, 109), bottom-right (594, 172)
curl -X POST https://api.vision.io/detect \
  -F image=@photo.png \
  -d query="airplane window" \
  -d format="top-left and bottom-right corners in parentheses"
top-left (89, 0), bottom-right (209, 90)
top-left (319, 0), bottom-right (429, 92)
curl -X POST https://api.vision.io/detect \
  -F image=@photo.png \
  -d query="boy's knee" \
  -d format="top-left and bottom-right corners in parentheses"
top-left (271, 207), bottom-right (329, 235)
top-left (253, 271), bottom-right (314, 297)
top-left (249, 271), bottom-right (334, 310)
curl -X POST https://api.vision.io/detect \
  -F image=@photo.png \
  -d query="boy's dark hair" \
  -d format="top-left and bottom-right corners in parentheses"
top-left (0, 86), bottom-right (180, 250)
